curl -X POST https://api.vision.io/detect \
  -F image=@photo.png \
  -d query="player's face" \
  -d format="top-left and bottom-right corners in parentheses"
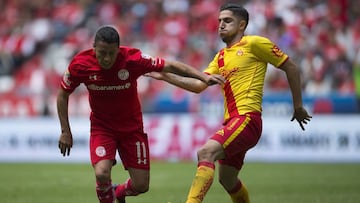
top-left (218, 10), bottom-right (243, 45)
top-left (94, 41), bottom-right (119, 69)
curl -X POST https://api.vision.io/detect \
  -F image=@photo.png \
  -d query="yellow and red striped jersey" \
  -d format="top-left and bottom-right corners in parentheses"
top-left (204, 35), bottom-right (288, 122)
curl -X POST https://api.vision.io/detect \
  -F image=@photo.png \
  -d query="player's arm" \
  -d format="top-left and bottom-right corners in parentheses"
top-left (278, 59), bottom-right (303, 109)
top-left (57, 88), bottom-right (73, 156)
top-left (147, 71), bottom-right (209, 93)
top-left (278, 59), bottom-right (312, 130)
top-left (162, 60), bottom-right (225, 87)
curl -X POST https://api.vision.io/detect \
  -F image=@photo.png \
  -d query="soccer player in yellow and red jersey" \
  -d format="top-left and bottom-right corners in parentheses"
top-left (146, 3), bottom-right (312, 203)
top-left (57, 25), bottom-right (224, 203)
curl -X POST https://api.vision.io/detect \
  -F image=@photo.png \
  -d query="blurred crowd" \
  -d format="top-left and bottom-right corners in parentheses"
top-left (0, 0), bottom-right (359, 117)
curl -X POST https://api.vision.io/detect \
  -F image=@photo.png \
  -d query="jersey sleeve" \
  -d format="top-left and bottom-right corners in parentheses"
top-left (126, 48), bottom-right (165, 73)
top-left (60, 63), bottom-right (81, 93)
top-left (250, 36), bottom-right (288, 68)
top-left (203, 52), bottom-right (221, 75)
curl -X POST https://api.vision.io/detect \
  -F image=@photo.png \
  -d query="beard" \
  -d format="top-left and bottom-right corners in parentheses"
top-left (219, 31), bottom-right (236, 44)
top-left (220, 35), bottom-right (233, 44)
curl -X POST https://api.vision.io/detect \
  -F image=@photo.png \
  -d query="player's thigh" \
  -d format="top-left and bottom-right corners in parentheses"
top-left (90, 133), bottom-right (118, 166)
top-left (214, 113), bottom-right (262, 169)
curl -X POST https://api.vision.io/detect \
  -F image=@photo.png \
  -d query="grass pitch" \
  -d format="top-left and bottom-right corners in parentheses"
top-left (1, 161), bottom-right (359, 203)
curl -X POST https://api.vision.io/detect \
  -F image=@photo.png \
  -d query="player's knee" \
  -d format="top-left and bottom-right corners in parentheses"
top-left (133, 181), bottom-right (149, 194)
top-left (95, 168), bottom-right (111, 182)
top-left (197, 140), bottom-right (223, 162)
top-left (197, 146), bottom-right (213, 161)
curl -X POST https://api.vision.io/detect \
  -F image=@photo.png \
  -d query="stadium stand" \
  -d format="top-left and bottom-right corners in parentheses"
top-left (0, 0), bottom-right (359, 117)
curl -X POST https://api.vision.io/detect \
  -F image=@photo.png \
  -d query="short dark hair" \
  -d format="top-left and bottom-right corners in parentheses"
top-left (220, 3), bottom-right (249, 29)
top-left (93, 25), bottom-right (120, 47)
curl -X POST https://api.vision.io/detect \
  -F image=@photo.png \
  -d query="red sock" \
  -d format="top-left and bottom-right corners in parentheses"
top-left (114, 178), bottom-right (140, 199)
top-left (96, 181), bottom-right (114, 203)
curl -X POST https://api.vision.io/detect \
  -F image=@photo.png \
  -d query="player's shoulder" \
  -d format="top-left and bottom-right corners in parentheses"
top-left (244, 35), bottom-right (271, 44)
top-left (70, 49), bottom-right (97, 68)
top-left (119, 46), bottom-right (141, 56)
top-left (68, 49), bottom-right (100, 74)
top-left (120, 46), bottom-right (157, 64)
top-left (73, 48), bottom-right (94, 59)
top-left (118, 46), bottom-right (142, 61)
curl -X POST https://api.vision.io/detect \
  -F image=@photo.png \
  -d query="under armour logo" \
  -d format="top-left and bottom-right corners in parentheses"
top-left (89, 75), bottom-right (97, 80)
top-left (138, 159), bottom-right (147, 164)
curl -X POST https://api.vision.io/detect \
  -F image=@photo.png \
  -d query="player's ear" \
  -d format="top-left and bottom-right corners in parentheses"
top-left (239, 19), bottom-right (247, 30)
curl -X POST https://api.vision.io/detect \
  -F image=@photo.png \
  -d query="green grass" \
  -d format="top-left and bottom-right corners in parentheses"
top-left (1, 162), bottom-right (360, 203)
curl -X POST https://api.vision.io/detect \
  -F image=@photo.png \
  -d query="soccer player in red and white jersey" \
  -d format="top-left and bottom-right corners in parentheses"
top-left (57, 25), bottom-right (224, 203)
top-left (146, 3), bottom-right (312, 203)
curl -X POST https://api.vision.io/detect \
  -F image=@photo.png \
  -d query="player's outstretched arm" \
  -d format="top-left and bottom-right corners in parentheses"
top-left (145, 71), bottom-right (208, 93)
top-left (162, 60), bottom-right (225, 87)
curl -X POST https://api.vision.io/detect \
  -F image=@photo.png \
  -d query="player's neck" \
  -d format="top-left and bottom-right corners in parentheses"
top-left (226, 34), bottom-right (244, 47)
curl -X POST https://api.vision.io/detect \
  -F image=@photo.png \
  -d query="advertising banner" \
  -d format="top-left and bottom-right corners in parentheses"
top-left (0, 115), bottom-right (359, 163)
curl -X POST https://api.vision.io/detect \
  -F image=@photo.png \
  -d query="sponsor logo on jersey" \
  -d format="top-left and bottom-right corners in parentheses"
top-left (272, 45), bottom-right (284, 57)
top-left (216, 129), bottom-right (225, 136)
top-left (227, 117), bottom-right (240, 130)
top-left (220, 67), bottom-right (239, 79)
top-left (87, 83), bottom-right (131, 90)
top-left (118, 69), bottom-right (129, 80)
top-left (63, 70), bottom-right (71, 86)
top-left (89, 74), bottom-right (98, 80)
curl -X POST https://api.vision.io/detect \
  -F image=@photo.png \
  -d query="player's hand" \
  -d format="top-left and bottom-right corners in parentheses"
top-left (58, 132), bottom-right (73, 156)
top-left (291, 107), bottom-right (312, 131)
top-left (206, 74), bottom-right (226, 86)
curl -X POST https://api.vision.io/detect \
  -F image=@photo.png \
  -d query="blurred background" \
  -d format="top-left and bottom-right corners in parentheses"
top-left (0, 0), bottom-right (359, 163)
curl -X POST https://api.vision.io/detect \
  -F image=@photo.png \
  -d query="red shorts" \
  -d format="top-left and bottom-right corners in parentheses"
top-left (89, 129), bottom-right (150, 170)
top-left (212, 112), bottom-right (262, 170)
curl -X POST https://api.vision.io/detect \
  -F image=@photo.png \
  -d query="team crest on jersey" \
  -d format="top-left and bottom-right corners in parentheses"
top-left (95, 146), bottom-right (106, 157)
top-left (118, 69), bottom-right (129, 80)
top-left (236, 49), bottom-right (244, 56)
top-left (272, 45), bottom-right (284, 57)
